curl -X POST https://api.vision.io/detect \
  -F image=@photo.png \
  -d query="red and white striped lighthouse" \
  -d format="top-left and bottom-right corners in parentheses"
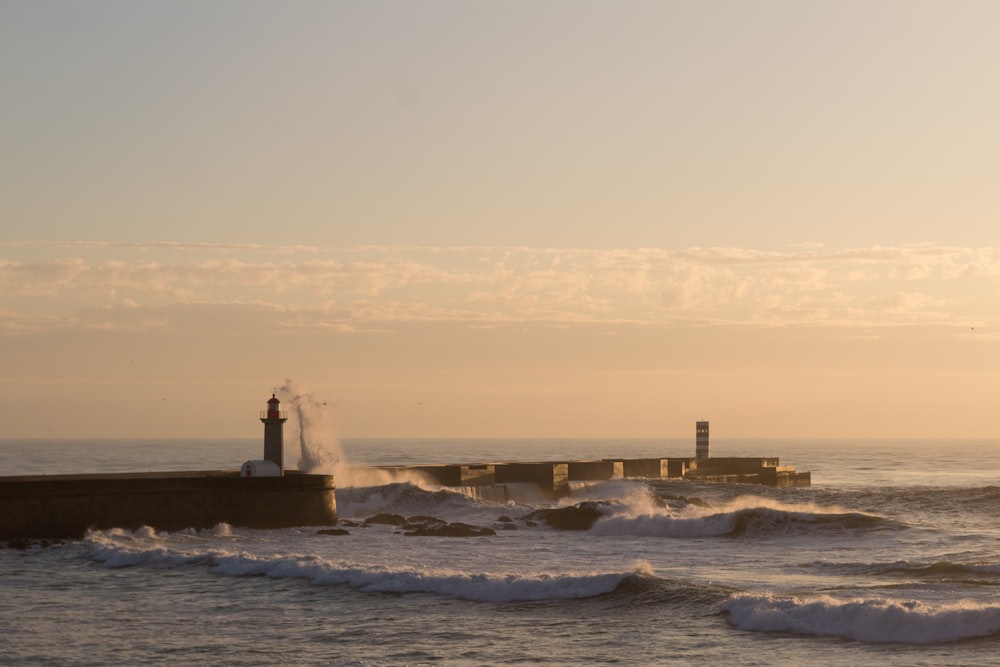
top-left (260, 393), bottom-right (288, 474)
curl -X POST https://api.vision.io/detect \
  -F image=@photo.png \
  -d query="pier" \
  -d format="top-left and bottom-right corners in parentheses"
top-left (0, 470), bottom-right (338, 540)
top-left (374, 422), bottom-right (810, 497)
top-left (0, 393), bottom-right (338, 541)
top-left (2, 411), bottom-right (808, 540)
top-left (376, 455), bottom-right (810, 498)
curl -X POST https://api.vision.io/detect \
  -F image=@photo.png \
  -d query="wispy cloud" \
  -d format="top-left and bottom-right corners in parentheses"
top-left (0, 240), bottom-right (327, 253)
top-left (2, 244), bottom-right (998, 334)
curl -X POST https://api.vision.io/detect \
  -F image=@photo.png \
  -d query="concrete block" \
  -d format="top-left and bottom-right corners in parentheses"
top-left (568, 460), bottom-right (621, 481)
top-left (495, 463), bottom-right (569, 497)
top-left (621, 459), bottom-right (668, 478)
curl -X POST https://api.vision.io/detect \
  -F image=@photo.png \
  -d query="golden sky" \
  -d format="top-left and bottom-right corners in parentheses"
top-left (2, 3), bottom-right (999, 438)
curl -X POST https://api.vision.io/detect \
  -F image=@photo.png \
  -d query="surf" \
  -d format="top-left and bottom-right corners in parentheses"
top-left (723, 592), bottom-right (1000, 643)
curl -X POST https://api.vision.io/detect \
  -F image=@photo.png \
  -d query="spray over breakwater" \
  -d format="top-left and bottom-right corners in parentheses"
top-left (278, 379), bottom-right (344, 477)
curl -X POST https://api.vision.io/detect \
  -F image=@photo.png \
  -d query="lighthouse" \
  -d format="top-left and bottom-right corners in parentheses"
top-left (260, 393), bottom-right (288, 474)
top-left (696, 420), bottom-right (710, 460)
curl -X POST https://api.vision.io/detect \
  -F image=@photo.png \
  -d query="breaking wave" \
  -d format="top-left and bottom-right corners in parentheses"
top-left (591, 498), bottom-right (896, 538)
top-left (84, 529), bottom-right (654, 603)
top-left (334, 484), bottom-right (900, 539)
top-left (875, 560), bottom-right (1000, 582)
top-left (812, 559), bottom-right (1000, 584)
top-left (335, 482), bottom-right (493, 521)
top-left (724, 592), bottom-right (1000, 643)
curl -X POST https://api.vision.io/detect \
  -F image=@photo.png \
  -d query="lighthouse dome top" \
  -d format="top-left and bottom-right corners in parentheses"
top-left (267, 394), bottom-right (280, 405)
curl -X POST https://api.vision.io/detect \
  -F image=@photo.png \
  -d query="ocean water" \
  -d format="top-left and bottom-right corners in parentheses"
top-left (2, 437), bottom-right (1000, 666)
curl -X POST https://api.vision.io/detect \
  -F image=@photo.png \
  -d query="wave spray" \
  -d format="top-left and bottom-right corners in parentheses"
top-left (277, 379), bottom-right (344, 478)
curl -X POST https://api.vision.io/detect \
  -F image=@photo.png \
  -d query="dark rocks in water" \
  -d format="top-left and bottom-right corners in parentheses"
top-left (364, 513), bottom-right (407, 526)
top-left (408, 514), bottom-right (445, 525)
top-left (3, 538), bottom-right (61, 550)
top-left (402, 516), bottom-right (447, 531)
top-left (524, 501), bottom-right (611, 531)
top-left (4, 538), bottom-right (33, 550)
top-left (357, 513), bottom-right (495, 537)
top-left (338, 519), bottom-right (361, 528)
top-left (657, 493), bottom-right (710, 509)
top-left (316, 528), bottom-right (350, 536)
top-left (495, 515), bottom-right (517, 530)
top-left (404, 521), bottom-right (496, 537)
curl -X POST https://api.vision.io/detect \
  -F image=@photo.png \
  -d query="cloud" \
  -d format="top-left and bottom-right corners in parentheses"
top-left (0, 240), bottom-right (326, 253)
top-left (2, 244), bottom-right (999, 334)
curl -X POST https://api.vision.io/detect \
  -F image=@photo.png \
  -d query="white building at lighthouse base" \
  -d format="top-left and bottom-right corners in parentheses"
top-left (240, 460), bottom-right (281, 477)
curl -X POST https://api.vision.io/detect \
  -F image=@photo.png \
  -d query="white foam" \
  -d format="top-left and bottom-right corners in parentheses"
top-left (573, 478), bottom-right (662, 514)
top-left (590, 511), bottom-right (736, 537)
top-left (724, 592), bottom-right (1000, 643)
top-left (589, 495), bottom-right (882, 538)
top-left (279, 380), bottom-right (344, 476)
top-left (211, 556), bottom-right (641, 602)
top-left (84, 528), bottom-right (647, 602)
top-left (336, 481), bottom-right (513, 528)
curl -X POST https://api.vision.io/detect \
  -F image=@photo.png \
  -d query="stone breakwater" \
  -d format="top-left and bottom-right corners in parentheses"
top-left (375, 455), bottom-right (811, 498)
top-left (1, 456), bottom-right (808, 542)
top-left (0, 470), bottom-right (337, 540)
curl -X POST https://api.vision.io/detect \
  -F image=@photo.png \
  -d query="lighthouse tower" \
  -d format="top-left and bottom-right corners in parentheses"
top-left (696, 420), bottom-right (710, 460)
top-left (260, 393), bottom-right (288, 474)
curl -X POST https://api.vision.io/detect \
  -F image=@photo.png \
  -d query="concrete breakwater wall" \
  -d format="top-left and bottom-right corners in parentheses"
top-left (0, 470), bottom-right (337, 540)
top-left (2, 456), bottom-right (806, 540)
top-left (378, 456), bottom-right (811, 498)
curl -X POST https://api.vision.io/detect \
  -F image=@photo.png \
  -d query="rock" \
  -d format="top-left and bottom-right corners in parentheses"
top-left (2, 538), bottom-right (62, 550)
top-left (364, 513), bottom-right (407, 526)
top-left (408, 515), bottom-right (444, 524)
top-left (404, 522), bottom-right (496, 537)
top-left (402, 516), bottom-right (447, 531)
top-left (4, 538), bottom-right (32, 550)
top-left (316, 528), bottom-right (350, 536)
top-left (657, 493), bottom-right (709, 509)
top-left (523, 501), bottom-right (610, 530)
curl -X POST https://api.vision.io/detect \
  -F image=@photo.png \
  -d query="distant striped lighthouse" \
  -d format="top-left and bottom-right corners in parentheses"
top-left (261, 393), bottom-right (288, 474)
top-left (696, 421), bottom-right (710, 460)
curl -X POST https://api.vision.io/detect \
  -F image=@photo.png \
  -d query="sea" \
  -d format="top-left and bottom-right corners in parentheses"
top-left (2, 436), bottom-right (1000, 666)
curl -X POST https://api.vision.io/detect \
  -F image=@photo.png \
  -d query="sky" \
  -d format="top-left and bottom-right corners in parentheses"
top-left (2, 1), bottom-right (999, 440)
